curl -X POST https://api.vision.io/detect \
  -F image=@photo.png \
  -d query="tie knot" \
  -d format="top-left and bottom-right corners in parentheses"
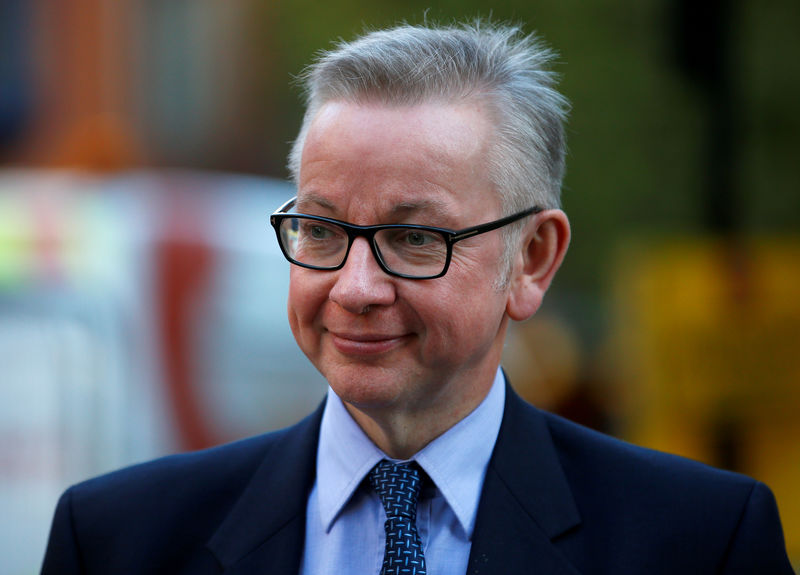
top-left (369, 460), bottom-right (422, 521)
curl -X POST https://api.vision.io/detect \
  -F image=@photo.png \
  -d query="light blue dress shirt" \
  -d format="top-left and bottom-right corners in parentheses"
top-left (299, 369), bottom-right (505, 575)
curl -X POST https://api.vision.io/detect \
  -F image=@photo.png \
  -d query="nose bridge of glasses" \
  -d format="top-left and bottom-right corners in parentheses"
top-left (337, 233), bottom-right (392, 280)
top-left (337, 223), bottom-right (383, 267)
top-left (328, 236), bottom-right (398, 313)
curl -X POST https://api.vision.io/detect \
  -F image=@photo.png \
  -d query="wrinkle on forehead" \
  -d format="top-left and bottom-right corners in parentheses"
top-left (296, 100), bottom-right (498, 227)
top-left (306, 100), bottom-right (490, 169)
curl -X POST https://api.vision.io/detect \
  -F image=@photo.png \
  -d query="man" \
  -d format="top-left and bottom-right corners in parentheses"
top-left (42, 21), bottom-right (793, 574)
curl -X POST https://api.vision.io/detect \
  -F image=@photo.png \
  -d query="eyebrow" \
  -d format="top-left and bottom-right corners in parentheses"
top-left (295, 194), bottom-right (456, 226)
top-left (294, 193), bottom-right (336, 214)
top-left (388, 200), bottom-right (452, 224)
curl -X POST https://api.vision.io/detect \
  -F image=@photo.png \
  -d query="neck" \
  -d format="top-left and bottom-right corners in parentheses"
top-left (344, 365), bottom-right (498, 459)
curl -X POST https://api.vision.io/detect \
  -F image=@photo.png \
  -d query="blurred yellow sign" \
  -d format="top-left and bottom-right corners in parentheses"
top-left (613, 236), bottom-right (800, 562)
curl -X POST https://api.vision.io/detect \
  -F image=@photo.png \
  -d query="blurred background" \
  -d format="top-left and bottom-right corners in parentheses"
top-left (1, 0), bottom-right (798, 572)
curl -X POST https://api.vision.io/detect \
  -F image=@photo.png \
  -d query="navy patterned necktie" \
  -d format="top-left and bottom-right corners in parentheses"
top-left (368, 460), bottom-right (428, 575)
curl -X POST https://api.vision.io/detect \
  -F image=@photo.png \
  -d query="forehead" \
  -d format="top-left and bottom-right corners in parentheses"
top-left (297, 100), bottom-right (499, 222)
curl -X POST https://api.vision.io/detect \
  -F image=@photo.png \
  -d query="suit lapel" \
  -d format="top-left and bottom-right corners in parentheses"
top-left (205, 385), bottom-right (582, 574)
top-left (468, 385), bottom-right (582, 575)
top-left (206, 403), bottom-right (324, 574)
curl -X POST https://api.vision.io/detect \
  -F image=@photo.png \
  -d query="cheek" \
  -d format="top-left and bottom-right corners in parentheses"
top-left (415, 280), bottom-right (505, 353)
top-left (286, 293), bottom-right (302, 341)
top-left (287, 270), bottom-right (329, 342)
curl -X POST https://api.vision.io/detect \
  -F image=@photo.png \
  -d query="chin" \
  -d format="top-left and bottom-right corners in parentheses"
top-left (325, 363), bottom-right (409, 409)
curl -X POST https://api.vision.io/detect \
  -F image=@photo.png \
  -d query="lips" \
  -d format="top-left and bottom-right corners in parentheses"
top-left (327, 330), bottom-right (409, 356)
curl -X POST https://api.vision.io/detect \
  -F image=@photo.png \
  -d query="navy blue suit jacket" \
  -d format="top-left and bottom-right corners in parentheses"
top-left (42, 385), bottom-right (794, 574)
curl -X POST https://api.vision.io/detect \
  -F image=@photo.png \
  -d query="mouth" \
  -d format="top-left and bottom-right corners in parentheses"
top-left (327, 330), bottom-right (410, 356)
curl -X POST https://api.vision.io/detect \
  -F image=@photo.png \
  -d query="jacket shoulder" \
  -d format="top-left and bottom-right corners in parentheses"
top-left (74, 418), bottom-right (305, 506)
top-left (541, 407), bottom-right (756, 496)
top-left (44, 407), bottom-right (322, 574)
top-left (536, 407), bottom-right (792, 571)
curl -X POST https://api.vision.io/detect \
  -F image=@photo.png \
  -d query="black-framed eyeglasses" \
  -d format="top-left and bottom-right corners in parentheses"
top-left (269, 197), bottom-right (542, 280)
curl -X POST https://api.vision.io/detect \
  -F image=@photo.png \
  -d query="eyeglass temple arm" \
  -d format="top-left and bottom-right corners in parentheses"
top-left (450, 206), bottom-right (543, 242)
top-left (273, 196), bottom-right (298, 215)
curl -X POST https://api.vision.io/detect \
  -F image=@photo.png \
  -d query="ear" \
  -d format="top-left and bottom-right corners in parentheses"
top-left (506, 209), bottom-right (570, 321)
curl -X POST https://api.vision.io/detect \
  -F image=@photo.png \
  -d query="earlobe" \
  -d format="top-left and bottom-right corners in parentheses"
top-left (506, 210), bottom-right (570, 321)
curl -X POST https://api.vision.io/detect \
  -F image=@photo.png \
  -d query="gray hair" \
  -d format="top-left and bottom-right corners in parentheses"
top-left (288, 21), bottom-right (569, 279)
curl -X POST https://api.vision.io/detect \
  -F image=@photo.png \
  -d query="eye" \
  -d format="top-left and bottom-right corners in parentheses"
top-left (300, 220), bottom-right (338, 240)
top-left (388, 228), bottom-right (445, 251)
top-left (310, 225), bottom-right (330, 239)
top-left (404, 230), bottom-right (434, 246)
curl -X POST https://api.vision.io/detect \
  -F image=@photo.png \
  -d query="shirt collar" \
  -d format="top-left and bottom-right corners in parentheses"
top-left (315, 368), bottom-right (506, 538)
top-left (316, 386), bottom-right (385, 532)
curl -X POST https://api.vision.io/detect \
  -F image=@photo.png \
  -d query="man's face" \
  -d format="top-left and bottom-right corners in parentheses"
top-left (288, 100), bottom-right (514, 421)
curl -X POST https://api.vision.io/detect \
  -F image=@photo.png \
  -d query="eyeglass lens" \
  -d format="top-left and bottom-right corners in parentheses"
top-left (278, 217), bottom-right (448, 277)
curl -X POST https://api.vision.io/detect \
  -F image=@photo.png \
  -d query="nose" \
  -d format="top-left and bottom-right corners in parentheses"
top-left (329, 237), bottom-right (396, 314)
